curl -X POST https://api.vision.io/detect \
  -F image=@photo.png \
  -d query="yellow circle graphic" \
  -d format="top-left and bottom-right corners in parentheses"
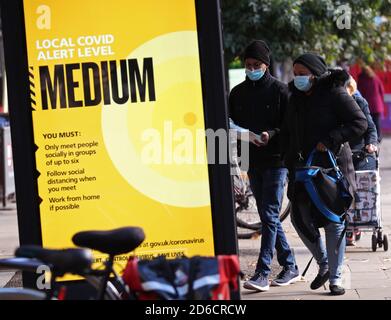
top-left (184, 112), bottom-right (197, 126)
top-left (101, 31), bottom-right (211, 208)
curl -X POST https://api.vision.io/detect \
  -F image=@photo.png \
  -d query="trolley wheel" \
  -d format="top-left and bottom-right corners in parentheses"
top-left (384, 235), bottom-right (389, 252)
top-left (378, 230), bottom-right (383, 248)
top-left (372, 234), bottom-right (377, 252)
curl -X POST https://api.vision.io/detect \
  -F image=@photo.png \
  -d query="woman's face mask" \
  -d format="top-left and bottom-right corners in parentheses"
top-left (293, 63), bottom-right (314, 92)
top-left (294, 75), bottom-right (312, 92)
top-left (245, 68), bottom-right (265, 81)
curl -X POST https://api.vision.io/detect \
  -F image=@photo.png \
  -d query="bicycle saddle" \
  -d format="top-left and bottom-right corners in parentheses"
top-left (15, 246), bottom-right (93, 277)
top-left (72, 227), bottom-right (145, 256)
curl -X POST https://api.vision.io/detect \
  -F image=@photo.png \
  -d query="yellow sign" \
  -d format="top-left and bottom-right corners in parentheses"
top-left (23, 0), bottom-right (215, 270)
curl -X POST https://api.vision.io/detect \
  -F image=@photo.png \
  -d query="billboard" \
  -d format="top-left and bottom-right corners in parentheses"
top-left (2, 0), bottom-right (237, 291)
top-left (22, 0), bottom-right (215, 265)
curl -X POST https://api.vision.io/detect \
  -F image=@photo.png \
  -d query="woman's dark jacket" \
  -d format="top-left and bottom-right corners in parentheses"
top-left (349, 93), bottom-right (378, 151)
top-left (281, 69), bottom-right (368, 199)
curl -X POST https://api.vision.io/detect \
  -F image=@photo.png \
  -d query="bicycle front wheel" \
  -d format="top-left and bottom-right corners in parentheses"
top-left (0, 288), bottom-right (47, 300)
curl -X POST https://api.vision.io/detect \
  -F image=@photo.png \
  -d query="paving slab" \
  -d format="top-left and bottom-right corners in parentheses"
top-left (348, 279), bottom-right (391, 290)
top-left (355, 288), bottom-right (391, 300)
top-left (0, 205), bottom-right (19, 288)
top-left (241, 281), bottom-right (361, 300)
top-left (0, 272), bottom-right (15, 288)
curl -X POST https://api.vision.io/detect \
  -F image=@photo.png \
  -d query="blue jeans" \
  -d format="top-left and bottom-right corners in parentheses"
top-left (291, 211), bottom-right (346, 286)
top-left (248, 167), bottom-right (296, 277)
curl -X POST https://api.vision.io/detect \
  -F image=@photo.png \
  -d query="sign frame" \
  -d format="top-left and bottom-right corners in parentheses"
top-left (0, 0), bottom-right (238, 298)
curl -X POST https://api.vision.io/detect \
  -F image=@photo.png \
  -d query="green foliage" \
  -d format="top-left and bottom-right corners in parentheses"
top-left (228, 56), bottom-right (244, 69)
top-left (221, 0), bottom-right (391, 67)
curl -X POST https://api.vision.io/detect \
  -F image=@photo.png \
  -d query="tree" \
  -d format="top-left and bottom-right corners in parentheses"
top-left (221, 0), bottom-right (391, 70)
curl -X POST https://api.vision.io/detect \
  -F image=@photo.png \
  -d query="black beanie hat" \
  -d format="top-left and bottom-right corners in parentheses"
top-left (243, 40), bottom-right (271, 66)
top-left (293, 53), bottom-right (328, 76)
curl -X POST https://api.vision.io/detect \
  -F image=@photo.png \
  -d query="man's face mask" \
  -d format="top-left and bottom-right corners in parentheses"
top-left (294, 75), bottom-right (312, 92)
top-left (245, 68), bottom-right (265, 81)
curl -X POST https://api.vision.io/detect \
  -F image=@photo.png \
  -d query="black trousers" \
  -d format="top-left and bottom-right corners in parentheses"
top-left (371, 113), bottom-right (382, 143)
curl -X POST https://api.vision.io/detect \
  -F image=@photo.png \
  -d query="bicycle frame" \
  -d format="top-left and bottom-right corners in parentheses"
top-left (82, 256), bottom-right (132, 300)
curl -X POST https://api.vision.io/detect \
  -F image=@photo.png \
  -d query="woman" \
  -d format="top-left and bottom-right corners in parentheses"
top-left (357, 65), bottom-right (385, 142)
top-left (346, 76), bottom-right (378, 170)
top-left (281, 53), bottom-right (367, 296)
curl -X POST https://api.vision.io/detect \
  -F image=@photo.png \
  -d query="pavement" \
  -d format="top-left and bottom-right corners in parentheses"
top-left (239, 137), bottom-right (391, 300)
top-left (1, 139), bottom-right (391, 299)
top-left (0, 202), bottom-right (19, 288)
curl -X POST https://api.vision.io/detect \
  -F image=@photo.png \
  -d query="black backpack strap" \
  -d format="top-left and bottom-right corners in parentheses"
top-left (186, 258), bottom-right (200, 300)
top-left (301, 256), bottom-right (314, 277)
top-left (159, 258), bottom-right (180, 299)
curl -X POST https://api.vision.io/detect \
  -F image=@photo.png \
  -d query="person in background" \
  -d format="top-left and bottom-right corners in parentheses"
top-left (229, 40), bottom-right (299, 292)
top-left (345, 75), bottom-right (378, 246)
top-left (357, 65), bottom-right (385, 142)
top-left (346, 76), bottom-right (378, 169)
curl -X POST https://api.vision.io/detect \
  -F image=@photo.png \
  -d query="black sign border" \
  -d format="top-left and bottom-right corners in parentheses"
top-left (1, 0), bottom-right (239, 298)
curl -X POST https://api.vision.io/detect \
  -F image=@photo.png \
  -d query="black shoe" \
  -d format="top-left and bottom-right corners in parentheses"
top-left (310, 271), bottom-right (330, 290)
top-left (329, 284), bottom-right (345, 296)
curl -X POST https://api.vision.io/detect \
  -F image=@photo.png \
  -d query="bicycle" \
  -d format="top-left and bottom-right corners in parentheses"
top-left (3, 226), bottom-right (240, 300)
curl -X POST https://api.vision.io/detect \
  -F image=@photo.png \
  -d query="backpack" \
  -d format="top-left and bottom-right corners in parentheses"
top-left (295, 149), bottom-right (353, 223)
top-left (295, 149), bottom-right (352, 252)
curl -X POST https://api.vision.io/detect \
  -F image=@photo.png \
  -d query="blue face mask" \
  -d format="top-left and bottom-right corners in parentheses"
top-left (245, 68), bottom-right (265, 81)
top-left (294, 75), bottom-right (312, 92)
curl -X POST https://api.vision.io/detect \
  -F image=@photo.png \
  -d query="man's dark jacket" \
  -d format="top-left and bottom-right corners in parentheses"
top-left (229, 70), bottom-right (289, 170)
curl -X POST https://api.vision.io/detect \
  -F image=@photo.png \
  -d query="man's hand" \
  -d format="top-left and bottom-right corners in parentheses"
top-left (260, 132), bottom-right (270, 146)
top-left (249, 132), bottom-right (264, 147)
top-left (365, 144), bottom-right (377, 154)
top-left (316, 142), bottom-right (328, 152)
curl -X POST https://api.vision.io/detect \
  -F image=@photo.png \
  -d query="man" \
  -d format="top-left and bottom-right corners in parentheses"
top-left (229, 40), bottom-right (299, 292)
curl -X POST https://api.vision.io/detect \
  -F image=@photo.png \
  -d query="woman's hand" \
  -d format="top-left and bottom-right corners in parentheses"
top-left (316, 142), bottom-right (328, 152)
top-left (365, 144), bottom-right (377, 153)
